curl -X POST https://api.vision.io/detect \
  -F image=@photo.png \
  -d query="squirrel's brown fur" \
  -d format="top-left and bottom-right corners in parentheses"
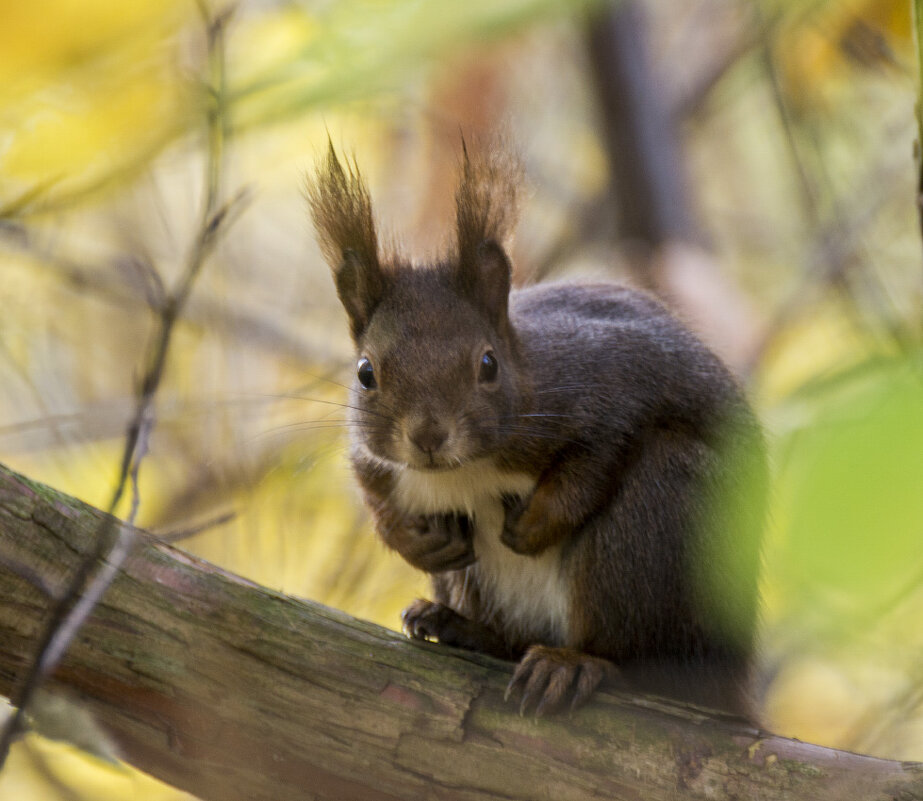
top-left (306, 141), bottom-right (767, 717)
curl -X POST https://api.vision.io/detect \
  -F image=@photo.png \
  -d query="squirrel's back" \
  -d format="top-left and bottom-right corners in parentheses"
top-left (507, 281), bottom-right (753, 459)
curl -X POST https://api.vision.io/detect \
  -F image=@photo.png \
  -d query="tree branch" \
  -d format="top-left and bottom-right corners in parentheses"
top-left (0, 461), bottom-right (921, 801)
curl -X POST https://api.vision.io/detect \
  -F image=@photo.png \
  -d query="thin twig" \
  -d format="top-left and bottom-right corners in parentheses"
top-left (0, 4), bottom-right (237, 767)
top-left (743, 5), bottom-right (914, 377)
top-left (0, 177), bottom-right (65, 219)
top-left (157, 510), bottom-right (237, 544)
top-left (913, 0), bottom-right (923, 253)
top-left (0, 209), bottom-right (323, 370)
top-left (671, 4), bottom-right (781, 122)
top-left (754, 6), bottom-right (822, 231)
top-left (744, 159), bottom-right (910, 375)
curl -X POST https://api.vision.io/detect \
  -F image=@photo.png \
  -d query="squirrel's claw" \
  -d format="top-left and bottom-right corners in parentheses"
top-left (401, 598), bottom-right (453, 640)
top-left (506, 645), bottom-right (613, 716)
top-left (401, 599), bottom-right (510, 657)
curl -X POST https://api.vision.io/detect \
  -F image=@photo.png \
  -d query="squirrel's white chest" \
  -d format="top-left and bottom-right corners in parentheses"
top-left (393, 459), bottom-right (572, 646)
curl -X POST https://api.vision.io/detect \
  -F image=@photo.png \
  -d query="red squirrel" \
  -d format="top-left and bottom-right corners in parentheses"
top-left (306, 142), bottom-right (767, 717)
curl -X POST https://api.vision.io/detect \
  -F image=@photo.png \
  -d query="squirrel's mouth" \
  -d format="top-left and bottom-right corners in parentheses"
top-left (402, 443), bottom-right (473, 472)
top-left (404, 454), bottom-right (461, 472)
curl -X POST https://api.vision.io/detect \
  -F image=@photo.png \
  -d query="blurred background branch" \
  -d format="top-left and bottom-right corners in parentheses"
top-left (912, 0), bottom-right (923, 245)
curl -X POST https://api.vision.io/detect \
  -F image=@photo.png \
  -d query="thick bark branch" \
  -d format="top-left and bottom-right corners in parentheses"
top-left (0, 461), bottom-right (920, 801)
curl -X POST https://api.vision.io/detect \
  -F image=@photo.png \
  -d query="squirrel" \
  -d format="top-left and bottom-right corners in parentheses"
top-left (306, 141), bottom-right (767, 718)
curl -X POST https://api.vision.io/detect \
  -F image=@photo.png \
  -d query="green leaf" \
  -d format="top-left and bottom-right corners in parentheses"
top-left (779, 356), bottom-right (923, 601)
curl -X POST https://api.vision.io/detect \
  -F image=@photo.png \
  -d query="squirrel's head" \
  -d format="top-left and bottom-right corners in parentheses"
top-left (306, 141), bottom-right (524, 470)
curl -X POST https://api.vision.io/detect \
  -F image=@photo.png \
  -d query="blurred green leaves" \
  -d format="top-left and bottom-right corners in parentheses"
top-left (775, 355), bottom-right (923, 610)
top-left (228, 0), bottom-right (602, 130)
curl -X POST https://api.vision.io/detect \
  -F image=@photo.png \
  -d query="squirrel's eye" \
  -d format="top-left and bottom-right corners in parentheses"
top-left (357, 357), bottom-right (377, 389)
top-left (478, 350), bottom-right (499, 383)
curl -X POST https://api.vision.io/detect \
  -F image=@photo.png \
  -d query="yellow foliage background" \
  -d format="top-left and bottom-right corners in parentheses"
top-left (0, 0), bottom-right (921, 798)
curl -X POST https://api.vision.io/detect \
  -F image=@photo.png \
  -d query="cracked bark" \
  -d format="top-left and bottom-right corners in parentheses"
top-left (0, 461), bottom-right (921, 801)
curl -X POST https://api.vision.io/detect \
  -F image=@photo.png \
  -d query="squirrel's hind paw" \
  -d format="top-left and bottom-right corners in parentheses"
top-left (506, 645), bottom-right (614, 717)
top-left (401, 599), bottom-right (455, 641)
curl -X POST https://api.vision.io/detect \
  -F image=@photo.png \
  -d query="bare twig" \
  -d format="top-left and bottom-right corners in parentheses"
top-left (157, 510), bottom-right (237, 544)
top-left (742, 5), bottom-right (915, 376)
top-left (0, 127), bottom-right (187, 221)
top-left (744, 159), bottom-right (909, 375)
top-left (913, 0), bottom-right (923, 253)
top-left (670, 4), bottom-right (781, 122)
top-left (0, 4), bottom-right (238, 767)
top-left (0, 177), bottom-right (65, 219)
top-left (0, 217), bottom-right (322, 370)
top-left (755, 6), bottom-right (822, 231)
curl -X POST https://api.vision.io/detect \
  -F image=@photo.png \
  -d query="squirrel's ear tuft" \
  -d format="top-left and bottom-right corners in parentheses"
top-left (306, 142), bottom-right (384, 341)
top-left (455, 139), bottom-right (521, 264)
top-left (454, 139), bottom-right (520, 328)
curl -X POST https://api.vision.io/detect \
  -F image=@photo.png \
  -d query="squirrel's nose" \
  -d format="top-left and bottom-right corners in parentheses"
top-left (409, 420), bottom-right (448, 456)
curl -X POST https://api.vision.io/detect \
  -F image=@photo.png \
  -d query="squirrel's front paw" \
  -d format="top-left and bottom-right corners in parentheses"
top-left (500, 494), bottom-right (550, 556)
top-left (396, 513), bottom-right (476, 573)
